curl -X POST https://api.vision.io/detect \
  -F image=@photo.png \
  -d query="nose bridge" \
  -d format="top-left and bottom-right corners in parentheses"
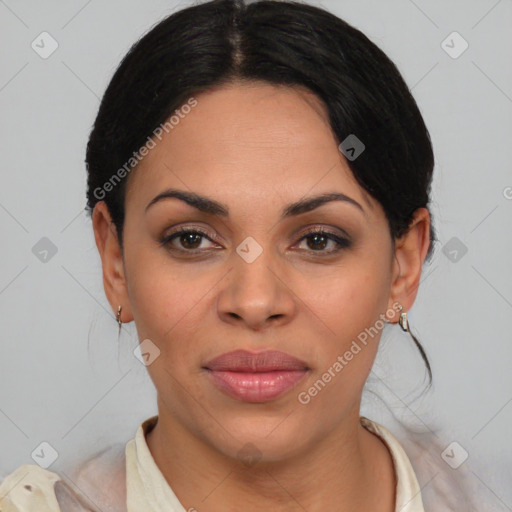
top-left (216, 233), bottom-right (290, 325)
top-left (232, 234), bottom-right (278, 292)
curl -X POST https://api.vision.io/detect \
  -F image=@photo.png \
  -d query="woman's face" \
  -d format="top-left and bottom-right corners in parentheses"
top-left (101, 82), bottom-right (413, 461)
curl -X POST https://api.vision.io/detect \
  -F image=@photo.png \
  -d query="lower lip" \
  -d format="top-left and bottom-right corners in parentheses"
top-left (206, 369), bottom-right (308, 402)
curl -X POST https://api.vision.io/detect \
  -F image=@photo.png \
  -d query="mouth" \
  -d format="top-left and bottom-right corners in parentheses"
top-left (203, 349), bottom-right (310, 403)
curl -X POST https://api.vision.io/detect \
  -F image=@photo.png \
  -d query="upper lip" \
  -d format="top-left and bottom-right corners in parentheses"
top-left (204, 349), bottom-right (309, 372)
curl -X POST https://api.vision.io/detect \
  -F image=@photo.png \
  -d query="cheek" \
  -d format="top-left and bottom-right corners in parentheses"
top-left (296, 252), bottom-right (391, 401)
top-left (124, 243), bottom-right (218, 369)
top-left (307, 253), bottom-right (391, 342)
top-left (124, 245), bottom-right (180, 337)
top-left (124, 255), bottom-right (212, 409)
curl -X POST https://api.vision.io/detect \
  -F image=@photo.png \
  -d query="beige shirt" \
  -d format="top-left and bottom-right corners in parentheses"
top-left (0, 415), bottom-right (425, 511)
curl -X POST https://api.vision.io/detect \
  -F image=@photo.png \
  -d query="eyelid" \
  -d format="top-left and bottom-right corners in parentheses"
top-left (159, 227), bottom-right (215, 249)
top-left (297, 223), bottom-right (351, 241)
top-left (162, 224), bottom-right (216, 240)
top-left (162, 223), bottom-right (350, 242)
top-left (293, 225), bottom-right (351, 252)
top-left (160, 223), bottom-right (352, 256)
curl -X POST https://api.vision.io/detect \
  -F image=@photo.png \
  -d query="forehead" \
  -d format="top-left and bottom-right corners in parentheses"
top-left (126, 81), bottom-right (375, 213)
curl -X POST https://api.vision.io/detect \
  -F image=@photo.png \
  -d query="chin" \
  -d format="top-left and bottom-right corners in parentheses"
top-left (206, 413), bottom-right (311, 464)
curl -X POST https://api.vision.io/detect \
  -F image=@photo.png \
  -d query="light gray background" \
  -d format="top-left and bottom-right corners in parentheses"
top-left (1, 0), bottom-right (511, 507)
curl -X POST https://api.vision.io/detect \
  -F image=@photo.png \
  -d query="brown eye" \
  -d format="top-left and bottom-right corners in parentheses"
top-left (296, 228), bottom-right (351, 254)
top-left (160, 227), bottom-right (218, 252)
top-left (175, 231), bottom-right (203, 250)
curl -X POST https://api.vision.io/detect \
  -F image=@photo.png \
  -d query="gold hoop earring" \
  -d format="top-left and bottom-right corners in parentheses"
top-left (117, 305), bottom-right (122, 337)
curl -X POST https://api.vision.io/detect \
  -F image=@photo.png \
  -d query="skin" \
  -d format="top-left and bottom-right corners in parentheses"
top-left (92, 81), bottom-right (430, 512)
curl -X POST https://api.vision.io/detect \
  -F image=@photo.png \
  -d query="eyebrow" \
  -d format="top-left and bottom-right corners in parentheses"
top-left (145, 188), bottom-right (365, 218)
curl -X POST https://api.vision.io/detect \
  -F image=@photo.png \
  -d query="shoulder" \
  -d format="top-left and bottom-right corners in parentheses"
top-left (0, 464), bottom-right (62, 511)
top-left (65, 443), bottom-right (127, 511)
top-left (0, 443), bottom-right (127, 512)
top-left (360, 415), bottom-right (486, 511)
top-left (376, 419), bottom-right (484, 512)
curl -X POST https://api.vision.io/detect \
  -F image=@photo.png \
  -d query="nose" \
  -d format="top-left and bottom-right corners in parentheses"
top-left (216, 244), bottom-right (296, 331)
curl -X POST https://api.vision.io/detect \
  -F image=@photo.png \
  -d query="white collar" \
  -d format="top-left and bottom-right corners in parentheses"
top-left (125, 415), bottom-right (425, 512)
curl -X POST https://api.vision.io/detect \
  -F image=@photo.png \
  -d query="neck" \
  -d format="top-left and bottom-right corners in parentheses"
top-left (145, 402), bottom-right (396, 512)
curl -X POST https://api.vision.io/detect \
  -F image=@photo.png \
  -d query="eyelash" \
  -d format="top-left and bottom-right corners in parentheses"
top-left (159, 226), bottom-right (351, 255)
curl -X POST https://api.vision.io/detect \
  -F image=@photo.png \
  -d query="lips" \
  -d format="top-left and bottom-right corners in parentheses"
top-left (204, 349), bottom-right (309, 372)
top-left (203, 349), bottom-right (309, 402)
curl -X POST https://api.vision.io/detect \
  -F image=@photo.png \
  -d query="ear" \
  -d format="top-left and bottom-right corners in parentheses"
top-left (92, 201), bottom-right (133, 323)
top-left (387, 207), bottom-right (431, 321)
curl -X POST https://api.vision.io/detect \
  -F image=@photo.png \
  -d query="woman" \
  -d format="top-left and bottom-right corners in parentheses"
top-left (0, 0), bottom-right (480, 510)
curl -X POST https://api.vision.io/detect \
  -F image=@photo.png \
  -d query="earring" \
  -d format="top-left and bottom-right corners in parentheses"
top-left (117, 305), bottom-right (122, 336)
top-left (397, 304), bottom-right (409, 332)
